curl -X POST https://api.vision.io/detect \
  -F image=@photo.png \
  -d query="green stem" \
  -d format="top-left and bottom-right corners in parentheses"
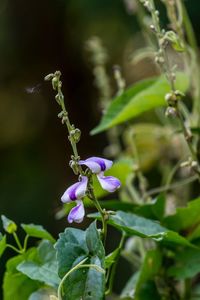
top-left (177, 111), bottom-right (200, 174)
top-left (57, 258), bottom-right (105, 300)
top-left (106, 232), bottom-right (126, 295)
top-left (6, 244), bottom-right (22, 254)
top-left (164, 160), bottom-right (182, 192)
top-left (146, 174), bottom-right (198, 197)
top-left (183, 278), bottom-right (191, 300)
top-left (13, 232), bottom-right (23, 251)
top-left (92, 194), bottom-right (107, 245)
top-left (23, 234), bottom-right (29, 252)
top-left (58, 88), bottom-right (79, 161)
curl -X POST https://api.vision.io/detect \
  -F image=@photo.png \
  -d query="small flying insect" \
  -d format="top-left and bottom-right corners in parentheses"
top-left (25, 83), bottom-right (42, 94)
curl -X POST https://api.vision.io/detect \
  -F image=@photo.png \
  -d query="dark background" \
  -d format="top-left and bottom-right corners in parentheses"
top-left (0, 0), bottom-right (199, 297)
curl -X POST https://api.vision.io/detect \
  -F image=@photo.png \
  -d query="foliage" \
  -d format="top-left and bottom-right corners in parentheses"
top-left (2, 1), bottom-right (200, 300)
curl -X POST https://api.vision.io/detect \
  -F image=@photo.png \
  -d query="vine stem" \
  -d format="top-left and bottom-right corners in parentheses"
top-left (57, 258), bottom-right (105, 300)
top-left (106, 232), bottom-right (126, 295)
top-left (92, 193), bottom-right (108, 245)
top-left (146, 174), bottom-right (198, 197)
top-left (146, 0), bottom-right (200, 175)
top-left (45, 71), bottom-right (83, 174)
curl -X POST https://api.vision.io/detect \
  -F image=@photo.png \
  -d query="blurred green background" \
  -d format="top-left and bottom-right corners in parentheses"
top-left (0, 0), bottom-right (199, 297)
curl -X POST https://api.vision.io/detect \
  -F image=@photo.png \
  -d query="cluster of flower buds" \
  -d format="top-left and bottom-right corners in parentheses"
top-left (165, 90), bottom-right (184, 117)
top-left (61, 157), bottom-right (121, 223)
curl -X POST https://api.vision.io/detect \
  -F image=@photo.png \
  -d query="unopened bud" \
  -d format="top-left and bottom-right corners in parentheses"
top-left (55, 70), bottom-right (61, 77)
top-left (52, 77), bottom-right (58, 90)
top-left (44, 73), bottom-right (54, 81)
top-left (165, 106), bottom-right (177, 117)
top-left (150, 24), bottom-right (156, 32)
top-left (71, 128), bottom-right (81, 143)
top-left (69, 160), bottom-right (79, 175)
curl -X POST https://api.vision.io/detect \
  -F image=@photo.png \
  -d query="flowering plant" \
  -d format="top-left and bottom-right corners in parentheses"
top-left (1, 1), bottom-right (200, 300)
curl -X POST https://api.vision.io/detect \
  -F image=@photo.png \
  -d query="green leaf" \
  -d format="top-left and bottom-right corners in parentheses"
top-left (167, 248), bottom-right (200, 279)
top-left (134, 194), bottom-right (166, 220)
top-left (88, 211), bottom-right (194, 247)
top-left (0, 233), bottom-right (7, 258)
top-left (1, 215), bottom-right (17, 233)
top-left (121, 249), bottom-right (161, 299)
top-left (55, 221), bottom-right (105, 300)
top-left (136, 249), bottom-right (162, 291)
top-left (3, 248), bottom-right (41, 300)
top-left (91, 73), bottom-right (189, 134)
top-left (188, 224), bottom-right (200, 241)
top-left (121, 271), bottom-right (140, 299)
top-left (28, 288), bottom-right (57, 300)
top-left (55, 228), bottom-right (88, 278)
top-left (86, 221), bottom-right (105, 261)
top-left (17, 261), bottom-right (60, 288)
top-left (17, 240), bottom-right (60, 288)
top-left (21, 223), bottom-right (55, 243)
top-left (163, 197), bottom-right (200, 232)
top-left (135, 281), bottom-right (161, 300)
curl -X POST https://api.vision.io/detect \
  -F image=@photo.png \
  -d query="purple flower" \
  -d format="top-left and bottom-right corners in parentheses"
top-left (61, 176), bottom-right (88, 203)
top-left (68, 200), bottom-right (85, 223)
top-left (97, 172), bottom-right (121, 192)
top-left (79, 157), bottom-right (113, 174)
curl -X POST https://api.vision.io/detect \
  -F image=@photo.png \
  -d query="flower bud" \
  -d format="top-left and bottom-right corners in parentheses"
top-left (52, 77), bottom-right (58, 90)
top-left (165, 106), bottom-right (178, 117)
top-left (44, 73), bottom-right (54, 81)
top-left (69, 160), bottom-right (79, 175)
top-left (1, 215), bottom-right (17, 234)
top-left (71, 128), bottom-right (81, 143)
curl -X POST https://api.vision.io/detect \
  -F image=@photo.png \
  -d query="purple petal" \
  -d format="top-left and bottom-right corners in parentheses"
top-left (67, 200), bottom-right (85, 223)
top-left (79, 157), bottom-right (113, 173)
top-left (61, 176), bottom-right (88, 203)
top-left (97, 173), bottom-right (121, 193)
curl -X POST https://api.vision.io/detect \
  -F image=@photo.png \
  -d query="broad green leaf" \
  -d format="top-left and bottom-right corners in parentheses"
top-left (0, 233), bottom-right (7, 258)
top-left (136, 249), bottom-right (162, 291)
top-left (17, 240), bottom-right (60, 288)
top-left (1, 215), bottom-right (17, 233)
top-left (188, 224), bottom-right (200, 241)
top-left (28, 288), bottom-right (57, 300)
top-left (21, 223), bottom-right (55, 243)
top-left (163, 197), bottom-right (200, 232)
top-left (135, 281), bottom-right (161, 300)
top-left (17, 261), bottom-right (60, 288)
top-left (123, 124), bottom-right (169, 171)
top-left (55, 228), bottom-right (88, 278)
top-left (134, 194), bottom-right (166, 220)
top-left (91, 73), bottom-right (189, 134)
top-left (167, 248), bottom-right (200, 279)
top-left (3, 248), bottom-right (41, 300)
top-left (121, 249), bottom-right (161, 299)
top-left (88, 211), bottom-right (194, 247)
top-left (86, 221), bottom-right (105, 261)
top-left (55, 221), bottom-right (105, 300)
